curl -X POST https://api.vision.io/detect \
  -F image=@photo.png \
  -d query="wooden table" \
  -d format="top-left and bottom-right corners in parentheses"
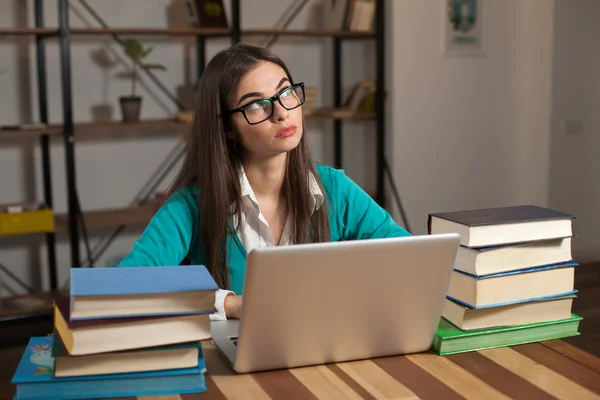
top-left (125, 339), bottom-right (600, 400)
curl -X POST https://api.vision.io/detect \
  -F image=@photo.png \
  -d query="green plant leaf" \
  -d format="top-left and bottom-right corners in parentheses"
top-left (142, 47), bottom-right (154, 58)
top-left (141, 63), bottom-right (167, 71)
top-left (123, 39), bottom-right (143, 61)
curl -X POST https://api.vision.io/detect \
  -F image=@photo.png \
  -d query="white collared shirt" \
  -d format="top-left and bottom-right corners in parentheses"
top-left (209, 168), bottom-right (324, 321)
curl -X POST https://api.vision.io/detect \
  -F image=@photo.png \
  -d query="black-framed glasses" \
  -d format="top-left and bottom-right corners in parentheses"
top-left (227, 82), bottom-right (305, 125)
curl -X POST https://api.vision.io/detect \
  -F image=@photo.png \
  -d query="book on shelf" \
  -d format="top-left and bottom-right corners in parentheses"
top-left (329, 0), bottom-right (375, 31)
top-left (303, 87), bottom-right (318, 115)
top-left (427, 204), bottom-right (583, 352)
top-left (311, 80), bottom-right (375, 118)
top-left (345, 80), bottom-right (375, 112)
top-left (188, 0), bottom-right (228, 29)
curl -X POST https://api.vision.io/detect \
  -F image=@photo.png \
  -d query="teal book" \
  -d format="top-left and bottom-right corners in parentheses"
top-left (12, 336), bottom-right (206, 400)
top-left (432, 313), bottom-right (583, 356)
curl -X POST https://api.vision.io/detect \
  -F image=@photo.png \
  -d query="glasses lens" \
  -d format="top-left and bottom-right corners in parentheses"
top-left (244, 99), bottom-right (273, 124)
top-left (279, 85), bottom-right (304, 110)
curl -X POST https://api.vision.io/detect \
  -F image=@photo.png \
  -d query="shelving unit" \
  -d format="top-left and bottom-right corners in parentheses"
top-left (54, 204), bottom-right (157, 234)
top-left (0, 0), bottom-right (387, 320)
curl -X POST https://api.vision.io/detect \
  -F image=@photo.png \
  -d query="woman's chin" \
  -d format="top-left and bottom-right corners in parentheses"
top-left (279, 135), bottom-right (303, 152)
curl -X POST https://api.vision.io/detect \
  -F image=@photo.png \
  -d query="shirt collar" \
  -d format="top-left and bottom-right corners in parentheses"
top-left (238, 165), bottom-right (324, 213)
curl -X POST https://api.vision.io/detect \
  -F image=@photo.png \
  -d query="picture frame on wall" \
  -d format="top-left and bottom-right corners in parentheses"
top-left (442, 0), bottom-right (486, 57)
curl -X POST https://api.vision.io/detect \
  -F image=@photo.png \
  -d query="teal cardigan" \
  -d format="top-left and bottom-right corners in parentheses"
top-left (118, 164), bottom-right (411, 294)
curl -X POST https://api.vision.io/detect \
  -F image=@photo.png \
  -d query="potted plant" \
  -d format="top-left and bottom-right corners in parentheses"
top-left (116, 39), bottom-right (166, 122)
top-left (90, 46), bottom-right (117, 122)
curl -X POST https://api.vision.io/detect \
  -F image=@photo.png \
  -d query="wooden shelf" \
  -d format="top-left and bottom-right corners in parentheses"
top-left (242, 29), bottom-right (375, 38)
top-left (72, 119), bottom-right (191, 138)
top-left (0, 119), bottom-right (190, 140)
top-left (0, 112), bottom-right (378, 140)
top-left (0, 28), bottom-right (374, 38)
top-left (0, 291), bottom-right (60, 322)
top-left (0, 125), bottom-right (62, 139)
top-left (307, 109), bottom-right (377, 120)
top-left (0, 28), bottom-right (58, 36)
top-left (54, 204), bottom-right (156, 233)
top-left (70, 27), bottom-right (231, 37)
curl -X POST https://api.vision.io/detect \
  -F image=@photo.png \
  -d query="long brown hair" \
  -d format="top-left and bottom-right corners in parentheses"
top-left (166, 43), bottom-right (330, 289)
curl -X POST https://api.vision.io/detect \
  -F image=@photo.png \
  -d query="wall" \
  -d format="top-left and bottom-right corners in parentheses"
top-left (549, 0), bottom-right (600, 263)
top-left (385, 0), bottom-right (553, 235)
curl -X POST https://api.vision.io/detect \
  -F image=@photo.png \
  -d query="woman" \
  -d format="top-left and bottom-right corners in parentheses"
top-left (118, 43), bottom-right (410, 320)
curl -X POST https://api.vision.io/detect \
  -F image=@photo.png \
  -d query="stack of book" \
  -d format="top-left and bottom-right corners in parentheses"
top-left (12, 265), bottom-right (217, 400)
top-left (329, 0), bottom-right (376, 32)
top-left (427, 205), bottom-right (583, 355)
top-left (303, 87), bottom-right (318, 116)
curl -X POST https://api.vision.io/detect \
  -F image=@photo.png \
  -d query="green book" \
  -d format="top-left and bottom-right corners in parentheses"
top-left (432, 313), bottom-right (583, 355)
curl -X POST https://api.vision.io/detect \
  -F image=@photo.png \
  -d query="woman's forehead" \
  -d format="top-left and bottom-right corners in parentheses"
top-left (236, 62), bottom-right (289, 96)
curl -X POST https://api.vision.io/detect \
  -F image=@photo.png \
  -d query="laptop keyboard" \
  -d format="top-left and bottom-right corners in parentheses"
top-left (229, 336), bottom-right (238, 346)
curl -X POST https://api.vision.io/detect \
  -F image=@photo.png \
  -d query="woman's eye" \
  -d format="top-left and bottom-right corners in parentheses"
top-left (245, 100), bottom-right (269, 113)
top-left (280, 87), bottom-right (292, 97)
top-left (246, 102), bottom-right (262, 111)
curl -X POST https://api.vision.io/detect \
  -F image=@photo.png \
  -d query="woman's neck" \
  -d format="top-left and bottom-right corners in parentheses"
top-left (243, 153), bottom-right (287, 198)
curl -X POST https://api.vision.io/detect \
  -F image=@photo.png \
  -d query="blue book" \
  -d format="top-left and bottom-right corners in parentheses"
top-left (69, 265), bottom-right (218, 320)
top-left (12, 336), bottom-right (206, 400)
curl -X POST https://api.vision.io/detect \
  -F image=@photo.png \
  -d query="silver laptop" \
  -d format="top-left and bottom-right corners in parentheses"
top-left (211, 233), bottom-right (460, 373)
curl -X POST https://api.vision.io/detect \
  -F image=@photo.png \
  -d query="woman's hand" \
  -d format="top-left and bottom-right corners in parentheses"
top-left (224, 293), bottom-right (243, 319)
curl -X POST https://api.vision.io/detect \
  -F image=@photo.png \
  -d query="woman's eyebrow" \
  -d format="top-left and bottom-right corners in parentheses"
top-left (274, 77), bottom-right (290, 90)
top-left (236, 77), bottom-right (291, 106)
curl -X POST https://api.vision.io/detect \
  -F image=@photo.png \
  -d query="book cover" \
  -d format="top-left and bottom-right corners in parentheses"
top-left (50, 329), bottom-right (199, 358)
top-left (70, 265), bottom-right (218, 297)
top-left (432, 314), bottom-right (583, 355)
top-left (428, 205), bottom-right (576, 230)
top-left (454, 236), bottom-right (574, 276)
top-left (55, 296), bottom-right (176, 329)
top-left (12, 336), bottom-right (206, 399)
top-left (446, 261), bottom-right (578, 309)
top-left (465, 235), bottom-right (574, 252)
top-left (442, 293), bottom-right (576, 331)
top-left (455, 260), bottom-right (578, 280)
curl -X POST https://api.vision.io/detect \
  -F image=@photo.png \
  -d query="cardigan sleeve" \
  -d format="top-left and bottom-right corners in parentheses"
top-left (117, 187), bottom-right (236, 321)
top-left (117, 187), bottom-right (198, 267)
top-left (334, 169), bottom-right (411, 240)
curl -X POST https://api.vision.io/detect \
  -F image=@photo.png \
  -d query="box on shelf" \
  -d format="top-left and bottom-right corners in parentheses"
top-left (0, 202), bottom-right (54, 236)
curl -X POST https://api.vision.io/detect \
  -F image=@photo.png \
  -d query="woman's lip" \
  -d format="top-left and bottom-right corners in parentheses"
top-left (276, 125), bottom-right (297, 138)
